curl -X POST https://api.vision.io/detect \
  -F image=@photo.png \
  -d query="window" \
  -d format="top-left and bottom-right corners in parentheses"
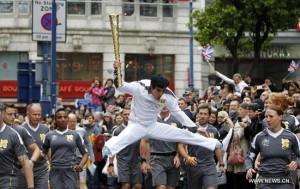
top-left (0, 52), bottom-right (28, 80)
top-left (124, 54), bottom-right (175, 90)
top-left (140, 0), bottom-right (157, 17)
top-left (0, 1), bottom-right (13, 13)
top-left (163, 0), bottom-right (173, 17)
top-left (18, 1), bottom-right (29, 14)
top-left (91, 0), bottom-right (102, 15)
top-left (57, 53), bottom-right (103, 81)
top-left (205, 0), bottom-right (215, 6)
top-left (68, 2), bottom-right (85, 15)
top-left (123, 0), bottom-right (134, 16)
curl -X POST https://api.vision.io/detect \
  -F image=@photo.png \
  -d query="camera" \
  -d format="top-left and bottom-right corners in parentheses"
top-left (183, 90), bottom-right (191, 97)
top-left (257, 85), bottom-right (263, 90)
top-left (213, 91), bottom-right (219, 96)
top-left (237, 117), bottom-right (242, 122)
top-left (82, 119), bottom-right (89, 125)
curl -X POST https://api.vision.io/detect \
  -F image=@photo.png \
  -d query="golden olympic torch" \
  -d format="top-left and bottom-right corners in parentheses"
top-left (109, 14), bottom-right (122, 86)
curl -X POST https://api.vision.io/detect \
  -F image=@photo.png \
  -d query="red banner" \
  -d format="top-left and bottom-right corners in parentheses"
top-left (0, 81), bottom-right (17, 97)
top-left (297, 21), bottom-right (300, 31)
top-left (0, 80), bottom-right (93, 99)
top-left (58, 81), bottom-right (92, 98)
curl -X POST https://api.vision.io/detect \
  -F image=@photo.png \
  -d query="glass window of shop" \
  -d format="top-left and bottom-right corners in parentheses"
top-left (91, 0), bottom-right (102, 15)
top-left (124, 54), bottom-right (175, 89)
top-left (68, 2), bottom-right (85, 15)
top-left (0, 52), bottom-right (28, 80)
top-left (0, 1), bottom-right (13, 13)
top-left (123, 0), bottom-right (134, 16)
top-left (140, 0), bottom-right (157, 17)
top-left (18, 1), bottom-right (29, 14)
top-left (57, 53), bottom-right (103, 81)
top-left (162, 0), bottom-right (173, 17)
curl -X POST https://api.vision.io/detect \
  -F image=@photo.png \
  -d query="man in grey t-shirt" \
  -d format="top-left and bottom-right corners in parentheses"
top-left (178, 104), bottom-right (225, 189)
top-left (3, 103), bottom-right (42, 189)
top-left (68, 113), bottom-right (94, 189)
top-left (108, 108), bottom-right (143, 189)
top-left (141, 107), bottom-right (182, 189)
top-left (21, 103), bottom-right (49, 189)
top-left (42, 108), bottom-right (88, 189)
top-left (0, 103), bottom-right (34, 188)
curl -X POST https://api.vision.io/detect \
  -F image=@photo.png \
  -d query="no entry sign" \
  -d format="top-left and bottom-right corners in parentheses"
top-left (32, 0), bottom-right (66, 42)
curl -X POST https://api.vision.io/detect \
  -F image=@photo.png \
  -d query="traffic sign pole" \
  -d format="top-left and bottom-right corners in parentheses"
top-left (39, 41), bottom-right (51, 116)
top-left (28, 60), bottom-right (33, 104)
top-left (51, 0), bottom-right (57, 113)
top-left (33, 0), bottom-right (66, 114)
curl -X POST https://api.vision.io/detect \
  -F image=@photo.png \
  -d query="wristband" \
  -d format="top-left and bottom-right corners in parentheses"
top-left (187, 156), bottom-right (191, 160)
top-left (219, 164), bottom-right (224, 167)
top-left (108, 163), bottom-right (114, 167)
top-left (140, 157), bottom-right (147, 164)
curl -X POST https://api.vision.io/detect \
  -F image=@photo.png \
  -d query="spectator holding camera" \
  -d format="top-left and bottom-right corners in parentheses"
top-left (243, 103), bottom-right (263, 143)
top-left (114, 94), bottom-right (126, 109)
top-left (89, 77), bottom-right (105, 113)
top-left (216, 110), bottom-right (234, 140)
top-left (102, 112), bottom-right (115, 140)
top-left (264, 77), bottom-right (279, 92)
top-left (103, 78), bottom-right (116, 106)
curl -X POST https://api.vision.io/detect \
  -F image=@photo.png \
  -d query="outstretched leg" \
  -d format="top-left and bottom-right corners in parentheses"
top-left (147, 122), bottom-right (217, 151)
top-left (103, 122), bottom-right (147, 157)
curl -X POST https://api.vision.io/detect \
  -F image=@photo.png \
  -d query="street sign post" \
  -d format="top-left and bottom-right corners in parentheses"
top-left (32, 0), bottom-right (66, 42)
top-left (17, 62), bottom-right (41, 104)
top-left (74, 99), bottom-right (92, 109)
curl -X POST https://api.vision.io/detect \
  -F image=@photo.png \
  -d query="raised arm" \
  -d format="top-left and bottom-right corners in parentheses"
top-left (113, 60), bottom-right (141, 96)
top-left (215, 71), bottom-right (234, 85)
top-left (113, 61), bottom-right (123, 89)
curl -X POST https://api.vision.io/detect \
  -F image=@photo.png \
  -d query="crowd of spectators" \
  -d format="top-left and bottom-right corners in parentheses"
top-left (7, 72), bottom-right (300, 189)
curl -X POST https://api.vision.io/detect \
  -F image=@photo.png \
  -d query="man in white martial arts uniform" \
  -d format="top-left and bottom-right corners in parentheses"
top-left (103, 61), bottom-right (222, 157)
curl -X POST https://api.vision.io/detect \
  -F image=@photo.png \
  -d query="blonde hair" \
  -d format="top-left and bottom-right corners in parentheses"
top-left (233, 73), bottom-right (242, 79)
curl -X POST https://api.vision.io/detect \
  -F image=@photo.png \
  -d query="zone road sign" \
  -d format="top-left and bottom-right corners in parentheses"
top-left (32, 0), bottom-right (66, 42)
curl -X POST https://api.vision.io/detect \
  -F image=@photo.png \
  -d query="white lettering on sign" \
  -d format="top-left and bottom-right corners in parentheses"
top-left (41, 6), bottom-right (52, 11)
top-left (239, 46), bottom-right (290, 59)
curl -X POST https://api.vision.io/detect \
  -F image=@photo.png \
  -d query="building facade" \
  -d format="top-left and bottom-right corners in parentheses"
top-left (0, 0), bottom-right (210, 106)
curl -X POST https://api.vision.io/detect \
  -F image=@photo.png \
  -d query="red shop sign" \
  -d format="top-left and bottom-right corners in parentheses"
top-left (0, 81), bottom-right (18, 98)
top-left (58, 81), bottom-right (92, 98)
top-left (0, 80), bottom-right (92, 99)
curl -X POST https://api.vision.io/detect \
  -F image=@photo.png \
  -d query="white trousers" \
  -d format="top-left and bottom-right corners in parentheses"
top-left (103, 121), bottom-right (218, 157)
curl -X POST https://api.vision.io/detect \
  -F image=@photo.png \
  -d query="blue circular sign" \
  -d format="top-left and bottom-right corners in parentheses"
top-left (40, 13), bottom-right (58, 31)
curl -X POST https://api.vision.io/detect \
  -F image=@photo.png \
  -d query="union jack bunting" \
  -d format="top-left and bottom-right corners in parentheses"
top-left (288, 60), bottom-right (298, 73)
top-left (202, 46), bottom-right (214, 62)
